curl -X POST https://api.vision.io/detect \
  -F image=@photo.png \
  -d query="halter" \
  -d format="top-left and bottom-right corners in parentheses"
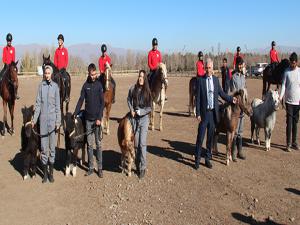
top-left (68, 118), bottom-right (103, 141)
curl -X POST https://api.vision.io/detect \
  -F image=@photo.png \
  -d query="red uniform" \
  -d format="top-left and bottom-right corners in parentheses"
top-left (2, 46), bottom-right (15, 64)
top-left (233, 53), bottom-right (244, 68)
top-left (196, 60), bottom-right (205, 77)
top-left (98, 54), bottom-right (111, 74)
top-left (148, 49), bottom-right (162, 71)
top-left (270, 49), bottom-right (279, 63)
top-left (54, 47), bottom-right (68, 70)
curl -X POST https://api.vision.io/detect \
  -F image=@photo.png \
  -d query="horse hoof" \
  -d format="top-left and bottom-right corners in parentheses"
top-left (151, 126), bottom-right (154, 131)
top-left (32, 175), bottom-right (36, 179)
top-left (257, 140), bottom-right (260, 146)
top-left (65, 166), bottom-right (71, 176)
top-left (23, 175), bottom-right (29, 180)
top-left (72, 166), bottom-right (77, 177)
top-left (226, 160), bottom-right (229, 166)
top-left (128, 172), bottom-right (132, 177)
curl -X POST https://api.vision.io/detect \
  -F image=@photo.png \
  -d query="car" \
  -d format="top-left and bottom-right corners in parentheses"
top-left (252, 63), bottom-right (268, 76)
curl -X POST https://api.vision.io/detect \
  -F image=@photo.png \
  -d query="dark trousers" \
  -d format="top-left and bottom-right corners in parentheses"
top-left (286, 103), bottom-right (300, 145)
top-left (0, 64), bottom-right (8, 81)
top-left (86, 120), bottom-right (102, 170)
top-left (195, 110), bottom-right (215, 162)
top-left (148, 70), bottom-right (155, 87)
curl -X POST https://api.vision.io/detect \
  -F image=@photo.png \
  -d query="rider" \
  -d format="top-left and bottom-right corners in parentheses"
top-left (233, 46), bottom-right (244, 69)
top-left (221, 57), bottom-right (232, 94)
top-left (98, 44), bottom-right (116, 103)
top-left (196, 51), bottom-right (205, 77)
top-left (270, 41), bottom-right (280, 71)
top-left (1, 33), bottom-right (19, 99)
top-left (148, 38), bottom-right (167, 100)
top-left (54, 34), bottom-right (70, 102)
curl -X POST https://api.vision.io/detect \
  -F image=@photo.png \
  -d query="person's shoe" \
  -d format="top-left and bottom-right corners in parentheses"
top-left (139, 169), bottom-right (146, 179)
top-left (16, 95), bottom-right (20, 100)
top-left (205, 160), bottom-right (212, 169)
top-left (232, 139), bottom-right (238, 162)
top-left (97, 169), bottom-right (103, 178)
top-left (292, 143), bottom-right (299, 150)
top-left (42, 164), bottom-right (48, 183)
top-left (286, 145), bottom-right (292, 152)
top-left (237, 136), bottom-right (246, 160)
top-left (194, 156), bottom-right (200, 170)
top-left (48, 163), bottom-right (55, 183)
top-left (85, 169), bottom-right (93, 176)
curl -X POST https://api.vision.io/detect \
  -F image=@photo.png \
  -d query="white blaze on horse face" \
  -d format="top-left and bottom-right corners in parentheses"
top-left (272, 90), bottom-right (280, 109)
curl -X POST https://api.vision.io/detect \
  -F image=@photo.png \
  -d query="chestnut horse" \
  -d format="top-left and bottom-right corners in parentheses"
top-left (0, 61), bottom-right (19, 135)
top-left (213, 89), bottom-right (253, 165)
top-left (188, 77), bottom-right (197, 116)
top-left (150, 63), bottom-right (168, 131)
top-left (102, 62), bottom-right (114, 135)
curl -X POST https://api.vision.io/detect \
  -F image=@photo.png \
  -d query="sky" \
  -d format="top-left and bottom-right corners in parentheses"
top-left (1, 0), bottom-right (300, 53)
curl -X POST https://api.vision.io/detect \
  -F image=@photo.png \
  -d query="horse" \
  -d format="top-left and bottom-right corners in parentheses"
top-left (149, 62), bottom-right (168, 131)
top-left (102, 62), bottom-right (114, 135)
top-left (250, 89), bottom-right (280, 151)
top-left (213, 89), bottom-right (253, 166)
top-left (21, 105), bottom-right (40, 180)
top-left (117, 112), bottom-right (135, 177)
top-left (262, 59), bottom-right (289, 97)
top-left (188, 77), bottom-right (197, 116)
top-left (0, 61), bottom-right (19, 135)
top-left (64, 112), bottom-right (86, 177)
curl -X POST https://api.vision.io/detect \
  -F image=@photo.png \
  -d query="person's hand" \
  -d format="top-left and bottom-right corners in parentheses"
top-left (96, 120), bottom-right (101, 126)
top-left (55, 125), bottom-right (60, 132)
top-left (135, 109), bottom-right (141, 116)
top-left (197, 116), bottom-right (201, 123)
top-left (31, 121), bottom-right (35, 128)
top-left (232, 97), bottom-right (238, 104)
top-left (131, 111), bottom-right (136, 118)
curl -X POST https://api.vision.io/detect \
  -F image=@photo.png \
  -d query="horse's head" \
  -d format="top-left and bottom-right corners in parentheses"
top-left (234, 88), bottom-right (253, 116)
top-left (7, 61), bottom-right (19, 92)
top-left (157, 62), bottom-right (168, 86)
top-left (42, 54), bottom-right (51, 68)
top-left (64, 112), bottom-right (76, 135)
top-left (268, 89), bottom-right (280, 111)
top-left (104, 62), bottom-right (112, 91)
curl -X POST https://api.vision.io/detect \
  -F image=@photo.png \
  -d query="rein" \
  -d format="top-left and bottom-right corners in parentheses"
top-left (70, 124), bottom-right (103, 142)
top-left (25, 121), bottom-right (64, 138)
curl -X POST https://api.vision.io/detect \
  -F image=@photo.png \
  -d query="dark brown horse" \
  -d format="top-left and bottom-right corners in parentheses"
top-left (262, 59), bottom-right (289, 97)
top-left (188, 77), bottom-right (197, 116)
top-left (102, 62), bottom-right (114, 135)
top-left (0, 61), bottom-right (19, 135)
top-left (213, 89), bottom-right (253, 166)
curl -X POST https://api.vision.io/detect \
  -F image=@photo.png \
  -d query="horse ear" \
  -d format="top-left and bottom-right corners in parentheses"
top-left (29, 105), bottom-right (34, 112)
top-left (43, 54), bottom-right (45, 59)
top-left (15, 60), bottom-right (19, 65)
top-left (47, 54), bottom-right (50, 60)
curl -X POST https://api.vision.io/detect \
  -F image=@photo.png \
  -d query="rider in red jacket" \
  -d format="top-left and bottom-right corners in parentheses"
top-left (54, 34), bottom-right (70, 102)
top-left (233, 46), bottom-right (244, 69)
top-left (270, 41), bottom-right (280, 71)
top-left (196, 51), bottom-right (205, 77)
top-left (1, 33), bottom-right (19, 99)
top-left (98, 44), bottom-right (116, 103)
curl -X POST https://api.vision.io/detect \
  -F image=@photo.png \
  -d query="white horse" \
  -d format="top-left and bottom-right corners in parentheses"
top-left (149, 63), bottom-right (168, 131)
top-left (250, 89), bottom-right (280, 151)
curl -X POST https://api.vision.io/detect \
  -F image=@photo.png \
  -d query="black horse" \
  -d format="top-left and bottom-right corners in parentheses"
top-left (262, 59), bottom-right (289, 97)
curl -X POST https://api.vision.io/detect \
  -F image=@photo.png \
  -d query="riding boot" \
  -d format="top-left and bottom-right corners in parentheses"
top-left (42, 164), bottom-right (48, 183)
top-left (112, 79), bottom-right (116, 104)
top-left (237, 135), bottom-right (246, 160)
top-left (48, 163), bottom-right (55, 183)
top-left (232, 137), bottom-right (238, 162)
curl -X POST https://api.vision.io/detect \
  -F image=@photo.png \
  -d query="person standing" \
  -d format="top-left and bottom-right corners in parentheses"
top-left (196, 51), bottom-right (205, 77)
top-left (233, 46), bottom-right (244, 69)
top-left (270, 41), bottom-right (280, 71)
top-left (221, 57), bottom-right (232, 93)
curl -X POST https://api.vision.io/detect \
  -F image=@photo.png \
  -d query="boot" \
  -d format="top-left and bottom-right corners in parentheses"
top-left (112, 87), bottom-right (116, 104)
top-left (48, 163), bottom-right (55, 183)
top-left (42, 164), bottom-right (48, 183)
top-left (237, 136), bottom-right (246, 160)
top-left (139, 169), bottom-right (146, 179)
top-left (97, 169), bottom-right (103, 178)
top-left (232, 137), bottom-right (238, 162)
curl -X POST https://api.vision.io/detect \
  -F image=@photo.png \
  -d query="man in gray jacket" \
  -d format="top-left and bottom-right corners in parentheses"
top-left (32, 65), bottom-right (61, 183)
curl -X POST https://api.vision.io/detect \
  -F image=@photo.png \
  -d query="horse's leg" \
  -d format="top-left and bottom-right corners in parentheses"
top-left (2, 100), bottom-right (8, 135)
top-left (72, 148), bottom-right (79, 177)
top-left (151, 102), bottom-right (155, 131)
top-left (256, 127), bottom-right (260, 146)
top-left (31, 149), bottom-right (38, 178)
top-left (265, 128), bottom-right (272, 151)
top-left (128, 153), bottom-right (133, 177)
top-left (106, 104), bottom-right (111, 135)
top-left (262, 78), bottom-right (266, 98)
top-left (159, 92), bottom-right (165, 131)
top-left (23, 152), bottom-right (30, 180)
top-left (8, 101), bottom-right (15, 134)
top-left (226, 132), bottom-right (232, 165)
top-left (251, 119), bottom-right (255, 143)
top-left (213, 131), bottom-right (219, 155)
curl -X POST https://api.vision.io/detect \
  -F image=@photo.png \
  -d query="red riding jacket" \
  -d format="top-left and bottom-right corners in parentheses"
top-left (270, 49), bottom-right (279, 63)
top-left (196, 60), bottom-right (205, 77)
top-left (2, 46), bottom-right (15, 64)
top-left (233, 53), bottom-right (244, 68)
top-left (98, 54), bottom-right (111, 74)
top-left (54, 47), bottom-right (68, 70)
top-left (148, 49), bottom-right (162, 71)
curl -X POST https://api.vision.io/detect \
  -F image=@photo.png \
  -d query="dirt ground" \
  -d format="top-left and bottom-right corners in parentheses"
top-left (0, 74), bottom-right (299, 225)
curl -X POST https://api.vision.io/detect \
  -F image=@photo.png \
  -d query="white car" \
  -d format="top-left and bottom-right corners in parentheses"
top-left (253, 63), bottom-right (268, 76)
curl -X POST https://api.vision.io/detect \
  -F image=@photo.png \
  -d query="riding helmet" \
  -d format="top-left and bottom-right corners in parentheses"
top-left (237, 46), bottom-right (241, 52)
top-left (57, 34), bottom-right (64, 42)
top-left (271, 41), bottom-right (276, 46)
top-left (198, 51), bottom-right (203, 57)
top-left (101, 44), bottom-right (107, 53)
top-left (6, 33), bottom-right (13, 42)
top-left (152, 38), bottom-right (158, 46)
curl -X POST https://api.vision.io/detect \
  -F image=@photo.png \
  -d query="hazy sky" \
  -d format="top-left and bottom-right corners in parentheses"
top-left (1, 0), bottom-right (299, 52)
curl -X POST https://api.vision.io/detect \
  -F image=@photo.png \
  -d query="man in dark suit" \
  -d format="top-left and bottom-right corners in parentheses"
top-left (195, 58), bottom-right (237, 170)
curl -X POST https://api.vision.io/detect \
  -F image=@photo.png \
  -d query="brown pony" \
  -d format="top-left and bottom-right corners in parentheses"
top-left (102, 62), bottom-right (114, 135)
top-left (213, 89), bottom-right (253, 165)
top-left (117, 113), bottom-right (135, 177)
top-left (188, 77), bottom-right (197, 116)
top-left (0, 61), bottom-right (19, 135)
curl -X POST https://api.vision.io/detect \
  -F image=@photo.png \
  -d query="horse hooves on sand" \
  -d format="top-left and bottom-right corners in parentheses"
top-left (23, 175), bottom-right (29, 180)
top-left (72, 166), bottom-right (77, 177)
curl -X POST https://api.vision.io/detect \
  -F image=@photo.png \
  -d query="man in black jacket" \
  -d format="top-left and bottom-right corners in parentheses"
top-left (74, 63), bottom-right (104, 177)
top-left (195, 58), bottom-right (237, 170)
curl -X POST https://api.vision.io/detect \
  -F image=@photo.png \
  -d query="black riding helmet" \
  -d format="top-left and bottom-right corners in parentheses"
top-left (6, 33), bottom-right (13, 42)
top-left (57, 34), bottom-right (64, 42)
top-left (236, 56), bottom-right (244, 65)
top-left (237, 46), bottom-right (241, 52)
top-left (152, 38), bottom-right (158, 46)
top-left (271, 41), bottom-right (276, 46)
top-left (198, 51), bottom-right (203, 58)
top-left (101, 44), bottom-right (107, 53)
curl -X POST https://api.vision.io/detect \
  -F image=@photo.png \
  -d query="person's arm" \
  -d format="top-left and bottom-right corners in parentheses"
top-left (54, 50), bottom-right (58, 68)
top-left (148, 52), bottom-right (155, 70)
top-left (127, 86), bottom-right (134, 112)
top-left (32, 84), bottom-right (42, 124)
top-left (97, 83), bottom-right (104, 121)
top-left (55, 85), bottom-right (61, 127)
top-left (2, 48), bottom-right (6, 64)
top-left (218, 78), bottom-right (233, 103)
top-left (74, 84), bottom-right (85, 116)
top-left (279, 71), bottom-right (287, 101)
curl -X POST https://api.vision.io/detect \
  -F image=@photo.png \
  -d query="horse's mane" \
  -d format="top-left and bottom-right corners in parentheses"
top-left (158, 63), bottom-right (167, 75)
top-left (233, 88), bottom-right (248, 104)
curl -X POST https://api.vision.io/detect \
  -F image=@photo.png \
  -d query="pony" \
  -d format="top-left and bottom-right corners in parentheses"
top-left (250, 89), bottom-right (280, 151)
top-left (213, 89), bottom-right (253, 165)
top-left (188, 77), bottom-right (197, 117)
top-left (149, 62), bottom-right (168, 131)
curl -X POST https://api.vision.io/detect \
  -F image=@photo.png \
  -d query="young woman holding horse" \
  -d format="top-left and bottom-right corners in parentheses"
top-left (230, 56), bottom-right (247, 161)
top-left (32, 65), bottom-right (61, 183)
top-left (127, 70), bottom-right (152, 179)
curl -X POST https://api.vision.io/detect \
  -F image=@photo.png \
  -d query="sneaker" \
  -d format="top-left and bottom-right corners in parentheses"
top-left (139, 169), bottom-right (146, 179)
top-left (85, 169), bottom-right (93, 176)
top-left (292, 143), bottom-right (299, 150)
top-left (286, 145), bottom-right (292, 152)
top-left (205, 160), bottom-right (212, 169)
top-left (97, 169), bottom-right (103, 178)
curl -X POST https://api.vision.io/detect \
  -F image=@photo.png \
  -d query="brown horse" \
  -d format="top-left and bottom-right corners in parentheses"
top-left (262, 59), bottom-right (289, 97)
top-left (188, 77), bottom-right (197, 116)
top-left (117, 112), bottom-right (135, 177)
top-left (102, 62), bottom-right (114, 135)
top-left (0, 61), bottom-right (19, 135)
top-left (213, 89), bottom-right (253, 166)
top-left (150, 63), bottom-right (168, 131)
